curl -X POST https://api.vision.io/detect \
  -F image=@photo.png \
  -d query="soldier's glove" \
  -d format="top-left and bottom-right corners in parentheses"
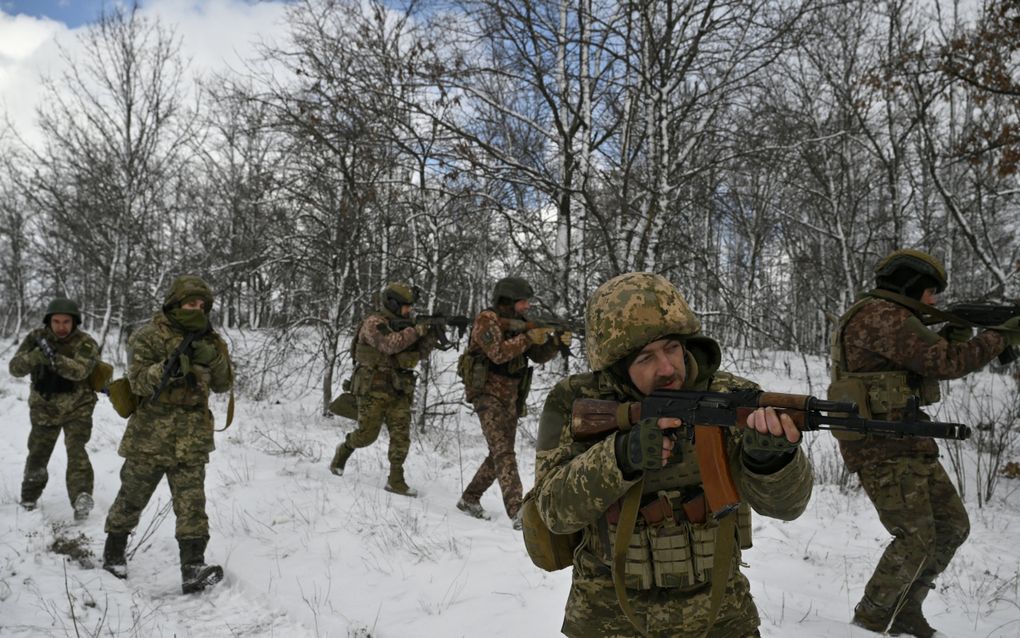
top-left (191, 341), bottom-right (219, 366)
top-left (26, 349), bottom-right (51, 368)
top-left (414, 323), bottom-right (430, 338)
top-left (939, 324), bottom-right (972, 343)
top-left (614, 418), bottom-right (667, 477)
top-left (559, 330), bottom-right (573, 347)
top-left (992, 316), bottom-right (1020, 347)
top-left (176, 354), bottom-right (192, 378)
top-left (741, 427), bottom-right (799, 474)
top-left (526, 327), bottom-right (554, 345)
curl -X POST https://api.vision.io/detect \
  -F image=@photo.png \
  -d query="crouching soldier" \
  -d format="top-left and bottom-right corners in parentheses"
top-left (102, 275), bottom-right (233, 594)
top-left (9, 298), bottom-right (101, 520)
top-left (329, 282), bottom-right (434, 497)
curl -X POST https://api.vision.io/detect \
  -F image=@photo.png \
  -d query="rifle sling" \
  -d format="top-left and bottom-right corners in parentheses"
top-left (215, 390), bottom-right (235, 432)
top-left (613, 479), bottom-right (648, 637)
top-left (703, 513), bottom-right (737, 638)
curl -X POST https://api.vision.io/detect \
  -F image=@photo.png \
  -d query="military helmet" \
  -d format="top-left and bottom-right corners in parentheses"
top-left (162, 275), bottom-right (215, 314)
top-left (491, 276), bottom-right (534, 305)
top-left (381, 282), bottom-right (420, 316)
top-left (43, 297), bottom-right (81, 326)
top-left (874, 249), bottom-right (947, 294)
top-left (585, 272), bottom-right (703, 371)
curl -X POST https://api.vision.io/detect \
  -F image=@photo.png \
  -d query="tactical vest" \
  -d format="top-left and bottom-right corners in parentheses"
top-left (466, 307), bottom-right (528, 378)
top-left (32, 331), bottom-right (85, 397)
top-left (583, 434), bottom-right (752, 591)
top-left (829, 295), bottom-right (941, 430)
top-left (350, 314), bottom-right (419, 396)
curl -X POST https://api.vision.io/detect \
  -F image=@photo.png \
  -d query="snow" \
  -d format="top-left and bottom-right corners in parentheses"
top-left (2, 340), bottom-right (1018, 637)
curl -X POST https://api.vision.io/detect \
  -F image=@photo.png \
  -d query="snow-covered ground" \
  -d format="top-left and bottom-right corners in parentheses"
top-left (1, 336), bottom-right (1018, 637)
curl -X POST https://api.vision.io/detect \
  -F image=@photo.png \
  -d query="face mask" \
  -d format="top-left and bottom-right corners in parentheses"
top-left (169, 308), bottom-right (208, 333)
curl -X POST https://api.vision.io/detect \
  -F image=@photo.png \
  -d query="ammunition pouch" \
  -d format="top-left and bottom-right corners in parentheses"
top-left (90, 361), bottom-right (114, 393)
top-left (515, 366), bottom-right (534, 417)
top-left (826, 377), bottom-right (870, 441)
top-left (837, 370), bottom-right (938, 413)
top-left (521, 492), bottom-right (581, 572)
top-left (328, 392), bottom-right (359, 419)
top-left (592, 491), bottom-right (751, 591)
top-left (108, 377), bottom-right (138, 418)
top-left (457, 352), bottom-right (489, 392)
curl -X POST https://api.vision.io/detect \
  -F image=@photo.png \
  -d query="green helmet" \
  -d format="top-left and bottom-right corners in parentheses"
top-left (43, 297), bottom-right (81, 326)
top-left (585, 272), bottom-right (705, 371)
top-left (162, 275), bottom-right (215, 314)
top-left (491, 276), bottom-right (534, 305)
top-left (381, 282), bottom-right (420, 316)
top-left (874, 249), bottom-right (947, 294)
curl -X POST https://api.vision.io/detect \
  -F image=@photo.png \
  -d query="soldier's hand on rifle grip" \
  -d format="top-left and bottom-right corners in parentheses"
top-left (614, 417), bottom-right (681, 477)
top-left (992, 316), bottom-right (1020, 347)
top-left (27, 349), bottom-right (51, 368)
top-left (191, 341), bottom-right (219, 366)
top-left (414, 323), bottom-right (430, 338)
top-left (559, 330), bottom-right (573, 347)
top-left (527, 326), bottom-right (554, 345)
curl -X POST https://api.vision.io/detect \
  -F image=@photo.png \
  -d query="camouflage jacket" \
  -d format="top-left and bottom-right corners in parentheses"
top-left (119, 313), bottom-right (233, 465)
top-left (837, 296), bottom-right (1005, 470)
top-left (465, 308), bottom-right (560, 404)
top-left (351, 313), bottom-right (430, 396)
top-left (8, 327), bottom-right (100, 423)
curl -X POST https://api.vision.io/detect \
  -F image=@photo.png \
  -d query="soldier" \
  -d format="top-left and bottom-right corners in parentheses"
top-left (329, 282), bottom-right (433, 497)
top-left (455, 277), bottom-right (567, 528)
top-left (830, 249), bottom-right (1020, 637)
top-left (8, 298), bottom-right (101, 520)
top-left (101, 275), bottom-right (234, 595)
top-left (531, 272), bottom-right (813, 637)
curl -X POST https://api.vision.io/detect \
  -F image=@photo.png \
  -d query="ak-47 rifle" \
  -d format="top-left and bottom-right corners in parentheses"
top-left (391, 314), bottom-right (472, 351)
top-left (35, 337), bottom-right (58, 366)
top-left (150, 332), bottom-right (202, 401)
top-left (572, 389), bottom-right (970, 516)
top-left (498, 316), bottom-right (585, 359)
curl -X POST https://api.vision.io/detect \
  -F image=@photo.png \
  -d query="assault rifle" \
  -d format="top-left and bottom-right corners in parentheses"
top-left (391, 314), bottom-right (472, 351)
top-left (150, 332), bottom-right (201, 401)
top-left (35, 337), bottom-right (58, 366)
top-left (498, 316), bottom-right (584, 359)
top-left (943, 301), bottom-right (1020, 364)
top-left (572, 389), bottom-right (971, 515)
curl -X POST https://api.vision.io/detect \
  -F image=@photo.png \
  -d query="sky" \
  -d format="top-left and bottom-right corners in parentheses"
top-left (0, 0), bottom-right (288, 146)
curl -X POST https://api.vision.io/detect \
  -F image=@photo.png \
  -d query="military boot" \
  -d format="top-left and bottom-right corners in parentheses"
top-left (889, 581), bottom-right (938, 638)
top-left (851, 595), bottom-right (893, 633)
top-left (73, 493), bottom-right (94, 521)
top-left (329, 443), bottom-right (354, 476)
top-left (179, 537), bottom-right (223, 594)
top-left (456, 497), bottom-right (491, 520)
top-left (102, 533), bottom-right (129, 579)
top-left (384, 467), bottom-right (418, 497)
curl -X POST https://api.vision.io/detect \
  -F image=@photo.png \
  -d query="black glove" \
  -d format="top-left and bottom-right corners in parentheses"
top-left (614, 418), bottom-right (667, 477)
top-left (741, 427), bottom-right (799, 473)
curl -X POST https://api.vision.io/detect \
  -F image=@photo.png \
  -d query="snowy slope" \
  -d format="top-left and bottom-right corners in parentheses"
top-left (1, 341), bottom-right (1018, 637)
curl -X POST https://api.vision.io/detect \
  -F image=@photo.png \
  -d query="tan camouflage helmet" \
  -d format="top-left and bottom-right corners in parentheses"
top-left (585, 272), bottom-right (703, 371)
top-left (381, 281), bottom-right (420, 316)
top-left (162, 275), bottom-right (215, 314)
top-left (874, 249), bottom-right (947, 293)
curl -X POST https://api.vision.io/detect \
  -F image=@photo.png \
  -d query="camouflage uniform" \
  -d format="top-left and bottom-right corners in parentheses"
top-left (532, 273), bottom-right (813, 637)
top-left (833, 293), bottom-right (1005, 633)
top-left (8, 308), bottom-right (100, 509)
top-left (460, 307), bottom-right (561, 519)
top-left (103, 276), bottom-right (232, 591)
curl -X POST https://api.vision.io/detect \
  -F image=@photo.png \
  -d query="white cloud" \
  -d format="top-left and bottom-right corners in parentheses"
top-left (0, 0), bottom-right (289, 147)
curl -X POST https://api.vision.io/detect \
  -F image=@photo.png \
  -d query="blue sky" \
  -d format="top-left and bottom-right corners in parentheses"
top-left (0, 1), bottom-right (108, 28)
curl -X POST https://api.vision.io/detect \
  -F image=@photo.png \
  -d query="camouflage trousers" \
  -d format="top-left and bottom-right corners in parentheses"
top-left (345, 391), bottom-right (412, 470)
top-left (21, 418), bottom-right (94, 505)
top-left (857, 457), bottom-right (969, 611)
top-left (105, 457), bottom-right (209, 540)
top-left (462, 394), bottom-right (523, 518)
top-left (562, 555), bottom-right (761, 637)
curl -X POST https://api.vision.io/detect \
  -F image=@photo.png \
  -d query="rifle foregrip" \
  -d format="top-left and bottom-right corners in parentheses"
top-left (571, 399), bottom-right (640, 441)
top-left (734, 407), bottom-right (809, 431)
